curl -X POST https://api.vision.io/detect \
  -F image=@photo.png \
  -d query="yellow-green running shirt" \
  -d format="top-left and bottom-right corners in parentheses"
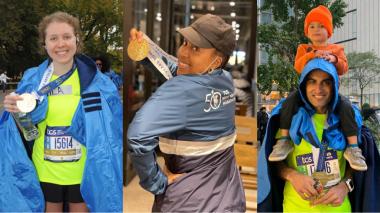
top-left (283, 113), bottom-right (351, 212)
top-left (32, 69), bottom-right (87, 185)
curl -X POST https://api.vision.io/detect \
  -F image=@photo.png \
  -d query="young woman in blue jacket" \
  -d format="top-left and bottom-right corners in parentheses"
top-left (2, 11), bottom-right (122, 212)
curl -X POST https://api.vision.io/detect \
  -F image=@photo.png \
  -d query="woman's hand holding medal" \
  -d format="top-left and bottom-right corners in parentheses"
top-left (128, 28), bottom-right (150, 61)
top-left (4, 93), bottom-right (36, 113)
top-left (4, 93), bottom-right (23, 113)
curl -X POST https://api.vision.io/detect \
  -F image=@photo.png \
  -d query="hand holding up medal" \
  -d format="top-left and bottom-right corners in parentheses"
top-left (128, 28), bottom-right (150, 61)
top-left (127, 28), bottom-right (173, 79)
top-left (3, 92), bottom-right (36, 113)
top-left (17, 93), bottom-right (37, 113)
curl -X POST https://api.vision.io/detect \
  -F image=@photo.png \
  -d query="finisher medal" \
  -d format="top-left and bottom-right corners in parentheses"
top-left (16, 93), bottom-right (37, 113)
top-left (312, 171), bottom-right (336, 188)
top-left (127, 39), bottom-right (150, 61)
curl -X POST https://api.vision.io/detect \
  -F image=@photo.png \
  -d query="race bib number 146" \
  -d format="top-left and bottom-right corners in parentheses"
top-left (295, 150), bottom-right (341, 187)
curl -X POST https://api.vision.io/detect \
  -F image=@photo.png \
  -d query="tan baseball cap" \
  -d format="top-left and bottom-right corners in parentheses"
top-left (178, 14), bottom-right (236, 56)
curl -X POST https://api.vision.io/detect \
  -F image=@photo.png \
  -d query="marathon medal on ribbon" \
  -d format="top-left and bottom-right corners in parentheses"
top-left (312, 171), bottom-right (336, 188)
top-left (16, 93), bottom-right (37, 113)
top-left (127, 39), bottom-right (150, 61)
top-left (128, 34), bottom-right (174, 80)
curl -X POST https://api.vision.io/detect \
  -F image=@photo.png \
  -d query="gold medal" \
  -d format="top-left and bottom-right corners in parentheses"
top-left (312, 171), bottom-right (336, 187)
top-left (127, 39), bottom-right (150, 61)
top-left (309, 172), bottom-right (337, 202)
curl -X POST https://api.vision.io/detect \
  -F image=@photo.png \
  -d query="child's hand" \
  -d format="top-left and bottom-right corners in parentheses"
top-left (314, 50), bottom-right (331, 57)
top-left (314, 50), bottom-right (336, 63)
top-left (323, 54), bottom-right (337, 63)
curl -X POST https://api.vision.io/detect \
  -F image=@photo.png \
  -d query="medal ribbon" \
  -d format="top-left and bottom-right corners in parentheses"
top-left (33, 62), bottom-right (76, 101)
top-left (316, 133), bottom-right (328, 172)
top-left (307, 117), bottom-right (330, 172)
top-left (307, 133), bottom-right (325, 171)
top-left (142, 34), bottom-right (175, 80)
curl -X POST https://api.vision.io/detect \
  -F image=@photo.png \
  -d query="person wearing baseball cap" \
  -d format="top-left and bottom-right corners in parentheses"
top-left (175, 13), bottom-right (236, 75)
top-left (128, 14), bottom-right (246, 212)
top-left (269, 4), bottom-right (367, 177)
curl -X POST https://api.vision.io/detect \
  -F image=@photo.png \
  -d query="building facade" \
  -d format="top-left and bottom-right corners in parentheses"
top-left (330, 0), bottom-right (380, 107)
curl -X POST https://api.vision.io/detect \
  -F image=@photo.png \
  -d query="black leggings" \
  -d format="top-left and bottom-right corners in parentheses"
top-left (40, 182), bottom-right (84, 203)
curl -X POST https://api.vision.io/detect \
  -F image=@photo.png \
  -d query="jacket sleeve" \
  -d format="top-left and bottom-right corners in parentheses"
top-left (127, 80), bottom-right (187, 194)
top-left (294, 44), bottom-right (315, 74)
top-left (331, 45), bottom-right (348, 76)
top-left (113, 72), bottom-right (123, 89)
top-left (257, 102), bottom-right (286, 212)
top-left (350, 125), bottom-right (380, 212)
top-left (77, 73), bottom-right (124, 212)
top-left (15, 67), bottom-right (48, 124)
top-left (0, 111), bottom-right (45, 212)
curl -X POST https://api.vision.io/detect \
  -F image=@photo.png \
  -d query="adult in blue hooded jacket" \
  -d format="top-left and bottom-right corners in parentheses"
top-left (1, 12), bottom-right (122, 212)
top-left (258, 58), bottom-right (380, 212)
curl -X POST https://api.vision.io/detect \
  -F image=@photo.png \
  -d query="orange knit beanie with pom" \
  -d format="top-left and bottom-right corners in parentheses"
top-left (304, 5), bottom-right (333, 38)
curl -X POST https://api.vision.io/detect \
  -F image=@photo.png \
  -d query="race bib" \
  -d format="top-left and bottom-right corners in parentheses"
top-left (296, 150), bottom-right (341, 188)
top-left (44, 126), bottom-right (82, 162)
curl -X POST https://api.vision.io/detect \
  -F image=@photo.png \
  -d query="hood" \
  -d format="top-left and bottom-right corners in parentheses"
top-left (75, 54), bottom-right (98, 93)
top-left (298, 58), bottom-right (339, 113)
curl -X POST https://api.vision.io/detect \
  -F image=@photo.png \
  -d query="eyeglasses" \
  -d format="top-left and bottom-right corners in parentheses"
top-left (96, 63), bottom-right (102, 66)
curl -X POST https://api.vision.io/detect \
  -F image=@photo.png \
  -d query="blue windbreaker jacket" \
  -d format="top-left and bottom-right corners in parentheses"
top-left (128, 47), bottom-right (246, 212)
top-left (104, 70), bottom-right (123, 90)
top-left (0, 54), bottom-right (123, 212)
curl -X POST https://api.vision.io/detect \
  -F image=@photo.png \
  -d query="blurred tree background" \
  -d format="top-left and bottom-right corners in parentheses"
top-left (344, 51), bottom-right (380, 106)
top-left (257, 0), bottom-right (347, 95)
top-left (0, 0), bottom-right (122, 78)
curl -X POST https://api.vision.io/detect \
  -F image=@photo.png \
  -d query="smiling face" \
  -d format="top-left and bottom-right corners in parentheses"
top-left (176, 39), bottom-right (222, 75)
top-left (307, 22), bottom-right (329, 46)
top-left (44, 21), bottom-right (77, 67)
top-left (305, 70), bottom-right (333, 114)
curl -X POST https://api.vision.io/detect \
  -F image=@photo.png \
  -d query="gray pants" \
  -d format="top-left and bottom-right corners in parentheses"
top-left (1, 82), bottom-right (6, 93)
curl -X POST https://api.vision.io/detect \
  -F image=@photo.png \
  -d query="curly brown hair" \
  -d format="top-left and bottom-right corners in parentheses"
top-left (38, 11), bottom-right (82, 53)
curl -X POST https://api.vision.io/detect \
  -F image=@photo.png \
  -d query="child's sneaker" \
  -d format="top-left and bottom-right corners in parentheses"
top-left (268, 138), bottom-right (294, 161)
top-left (344, 146), bottom-right (367, 171)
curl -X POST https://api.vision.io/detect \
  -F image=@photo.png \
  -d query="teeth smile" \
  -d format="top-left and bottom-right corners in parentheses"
top-left (56, 50), bottom-right (68, 55)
